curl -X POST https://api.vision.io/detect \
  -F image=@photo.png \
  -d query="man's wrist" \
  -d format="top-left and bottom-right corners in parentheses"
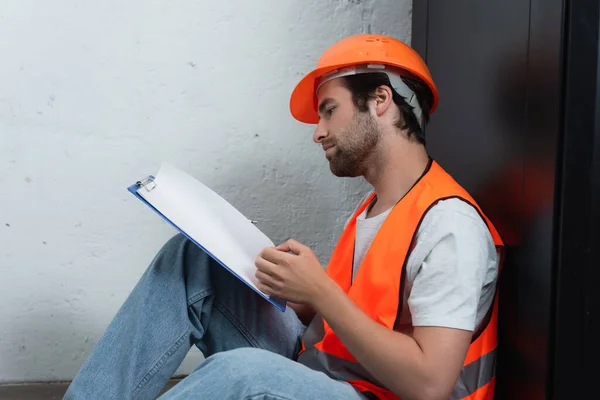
top-left (310, 277), bottom-right (343, 312)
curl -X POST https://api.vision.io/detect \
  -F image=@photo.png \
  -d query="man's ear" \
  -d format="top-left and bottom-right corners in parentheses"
top-left (372, 85), bottom-right (394, 117)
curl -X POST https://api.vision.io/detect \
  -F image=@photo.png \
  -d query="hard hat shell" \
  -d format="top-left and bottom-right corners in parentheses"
top-left (289, 34), bottom-right (438, 124)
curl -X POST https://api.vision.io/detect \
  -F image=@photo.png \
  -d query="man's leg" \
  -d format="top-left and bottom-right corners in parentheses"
top-left (158, 348), bottom-right (369, 400)
top-left (64, 234), bottom-right (305, 400)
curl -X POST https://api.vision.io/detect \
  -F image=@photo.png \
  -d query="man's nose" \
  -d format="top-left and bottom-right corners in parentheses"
top-left (313, 120), bottom-right (327, 143)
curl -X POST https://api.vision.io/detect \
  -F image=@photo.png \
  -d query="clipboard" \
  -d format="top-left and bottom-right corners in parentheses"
top-left (127, 164), bottom-right (287, 312)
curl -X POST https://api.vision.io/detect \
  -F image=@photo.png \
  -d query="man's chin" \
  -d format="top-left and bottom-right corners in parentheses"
top-left (328, 162), bottom-right (360, 178)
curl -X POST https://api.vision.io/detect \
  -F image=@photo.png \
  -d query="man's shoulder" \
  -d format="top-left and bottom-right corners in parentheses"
top-left (424, 197), bottom-right (485, 223)
top-left (416, 197), bottom-right (492, 245)
top-left (405, 197), bottom-right (499, 289)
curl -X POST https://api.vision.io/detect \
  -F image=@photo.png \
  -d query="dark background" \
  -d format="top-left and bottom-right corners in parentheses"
top-left (412, 1), bottom-right (600, 399)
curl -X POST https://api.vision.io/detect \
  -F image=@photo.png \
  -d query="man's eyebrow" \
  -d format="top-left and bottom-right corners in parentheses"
top-left (318, 98), bottom-right (335, 116)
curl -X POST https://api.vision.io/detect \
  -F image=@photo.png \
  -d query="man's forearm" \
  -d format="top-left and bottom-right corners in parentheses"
top-left (312, 281), bottom-right (445, 400)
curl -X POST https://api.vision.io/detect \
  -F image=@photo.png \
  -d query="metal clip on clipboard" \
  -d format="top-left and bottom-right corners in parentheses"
top-left (136, 176), bottom-right (157, 192)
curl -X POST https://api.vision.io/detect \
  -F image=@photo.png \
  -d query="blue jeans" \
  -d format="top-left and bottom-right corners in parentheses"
top-left (64, 234), bottom-right (367, 399)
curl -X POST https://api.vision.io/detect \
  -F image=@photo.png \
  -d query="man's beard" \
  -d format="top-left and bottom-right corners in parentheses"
top-left (327, 111), bottom-right (381, 177)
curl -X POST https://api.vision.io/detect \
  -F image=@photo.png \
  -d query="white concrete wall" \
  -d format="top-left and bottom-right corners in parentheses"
top-left (0, 0), bottom-right (412, 383)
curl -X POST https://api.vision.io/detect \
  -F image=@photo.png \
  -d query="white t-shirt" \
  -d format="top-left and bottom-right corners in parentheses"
top-left (351, 195), bottom-right (500, 333)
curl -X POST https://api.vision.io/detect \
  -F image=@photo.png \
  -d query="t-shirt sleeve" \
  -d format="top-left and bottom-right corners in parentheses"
top-left (406, 200), bottom-right (496, 331)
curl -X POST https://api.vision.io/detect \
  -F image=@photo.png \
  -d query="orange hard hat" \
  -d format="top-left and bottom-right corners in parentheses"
top-left (289, 34), bottom-right (438, 124)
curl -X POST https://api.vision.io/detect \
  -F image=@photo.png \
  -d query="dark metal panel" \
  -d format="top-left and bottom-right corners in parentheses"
top-left (412, 0), bottom-right (600, 399)
top-left (513, 1), bottom-right (565, 398)
top-left (420, 4), bottom-right (531, 399)
top-left (550, 0), bottom-right (600, 398)
top-left (422, 1), bottom-right (530, 244)
top-left (589, 33), bottom-right (600, 396)
top-left (411, 1), bottom-right (561, 399)
top-left (410, 0), bottom-right (428, 60)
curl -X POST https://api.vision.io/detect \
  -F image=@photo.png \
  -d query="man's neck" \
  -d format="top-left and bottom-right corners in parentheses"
top-left (363, 137), bottom-right (430, 218)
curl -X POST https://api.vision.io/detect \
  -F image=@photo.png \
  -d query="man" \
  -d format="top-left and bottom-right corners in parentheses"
top-left (65, 34), bottom-right (503, 400)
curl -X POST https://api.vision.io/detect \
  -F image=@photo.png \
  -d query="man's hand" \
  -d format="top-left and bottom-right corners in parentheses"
top-left (254, 239), bottom-right (333, 306)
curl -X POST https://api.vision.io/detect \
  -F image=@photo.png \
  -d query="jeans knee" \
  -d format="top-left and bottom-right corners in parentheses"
top-left (156, 233), bottom-right (208, 268)
top-left (161, 233), bottom-right (189, 256)
top-left (145, 233), bottom-right (195, 279)
top-left (205, 348), bottom-right (282, 381)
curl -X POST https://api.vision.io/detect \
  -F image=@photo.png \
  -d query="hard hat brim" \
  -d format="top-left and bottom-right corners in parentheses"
top-left (290, 64), bottom-right (346, 124)
top-left (290, 63), bottom-right (438, 125)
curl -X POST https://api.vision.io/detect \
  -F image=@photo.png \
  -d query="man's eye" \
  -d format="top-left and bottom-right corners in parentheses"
top-left (326, 107), bottom-right (336, 116)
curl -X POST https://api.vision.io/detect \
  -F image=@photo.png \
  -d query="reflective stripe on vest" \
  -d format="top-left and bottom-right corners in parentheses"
top-left (297, 346), bottom-right (497, 399)
top-left (450, 349), bottom-right (496, 400)
top-left (298, 346), bottom-right (387, 389)
top-left (296, 160), bottom-right (505, 400)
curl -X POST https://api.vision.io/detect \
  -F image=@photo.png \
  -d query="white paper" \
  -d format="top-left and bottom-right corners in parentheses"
top-left (136, 163), bottom-right (274, 294)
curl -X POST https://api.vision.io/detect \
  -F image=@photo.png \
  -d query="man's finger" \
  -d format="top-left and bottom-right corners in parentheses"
top-left (255, 255), bottom-right (278, 275)
top-left (276, 238), bottom-right (304, 255)
top-left (255, 270), bottom-right (281, 289)
top-left (257, 280), bottom-right (275, 296)
top-left (261, 247), bottom-right (288, 264)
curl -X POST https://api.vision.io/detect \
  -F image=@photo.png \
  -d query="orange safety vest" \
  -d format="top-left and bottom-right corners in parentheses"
top-left (296, 160), bottom-right (505, 400)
